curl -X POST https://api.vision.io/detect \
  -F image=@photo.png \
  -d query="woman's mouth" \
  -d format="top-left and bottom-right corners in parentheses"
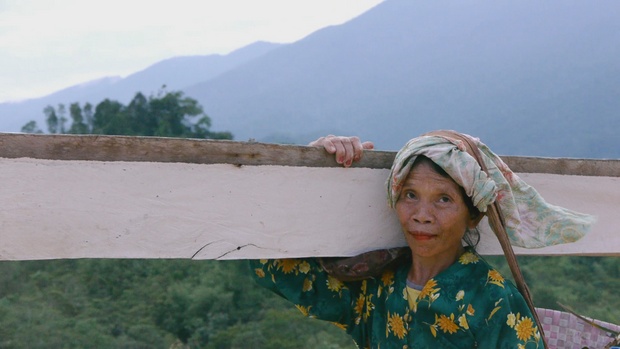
top-left (409, 232), bottom-right (437, 241)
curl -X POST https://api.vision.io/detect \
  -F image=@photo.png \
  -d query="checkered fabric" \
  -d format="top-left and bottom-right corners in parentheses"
top-left (536, 308), bottom-right (619, 348)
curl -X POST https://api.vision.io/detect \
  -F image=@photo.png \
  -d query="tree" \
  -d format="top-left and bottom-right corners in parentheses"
top-left (21, 90), bottom-right (232, 140)
top-left (83, 102), bottom-right (94, 132)
top-left (20, 120), bottom-right (42, 133)
top-left (44, 105), bottom-right (59, 134)
top-left (68, 102), bottom-right (89, 134)
top-left (125, 92), bottom-right (153, 136)
top-left (57, 103), bottom-right (68, 134)
top-left (191, 116), bottom-right (233, 140)
top-left (92, 99), bottom-right (130, 135)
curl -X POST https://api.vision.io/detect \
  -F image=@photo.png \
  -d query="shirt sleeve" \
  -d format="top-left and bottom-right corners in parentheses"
top-left (249, 258), bottom-right (375, 337)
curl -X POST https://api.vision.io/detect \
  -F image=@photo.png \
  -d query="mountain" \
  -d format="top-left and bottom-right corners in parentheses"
top-left (184, 0), bottom-right (620, 157)
top-left (101, 41), bottom-right (284, 102)
top-left (0, 41), bottom-right (282, 133)
top-left (1, 0), bottom-right (618, 158)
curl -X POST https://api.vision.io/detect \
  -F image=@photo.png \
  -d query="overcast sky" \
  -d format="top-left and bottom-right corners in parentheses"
top-left (0, 0), bottom-right (383, 103)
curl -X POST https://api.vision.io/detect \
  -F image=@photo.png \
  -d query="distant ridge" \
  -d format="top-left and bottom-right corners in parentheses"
top-left (0, 41), bottom-right (282, 133)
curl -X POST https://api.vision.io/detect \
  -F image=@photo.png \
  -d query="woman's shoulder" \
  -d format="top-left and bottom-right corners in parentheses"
top-left (437, 249), bottom-right (522, 298)
top-left (443, 248), bottom-right (495, 279)
top-left (450, 250), bottom-right (531, 313)
top-left (457, 249), bottom-right (507, 276)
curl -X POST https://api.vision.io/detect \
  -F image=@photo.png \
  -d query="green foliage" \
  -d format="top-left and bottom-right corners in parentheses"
top-left (1, 255), bottom-right (617, 347)
top-left (44, 105), bottom-right (59, 134)
top-left (485, 255), bottom-right (619, 324)
top-left (0, 259), bottom-right (355, 348)
top-left (21, 89), bottom-right (233, 140)
top-left (20, 120), bottom-right (42, 133)
top-left (68, 102), bottom-right (89, 134)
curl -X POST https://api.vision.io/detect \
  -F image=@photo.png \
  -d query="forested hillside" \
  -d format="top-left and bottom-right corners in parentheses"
top-left (1, 257), bottom-right (617, 348)
top-left (0, 259), bottom-right (355, 348)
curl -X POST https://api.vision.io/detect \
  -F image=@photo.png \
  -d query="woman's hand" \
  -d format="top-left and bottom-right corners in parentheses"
top-left (309, 135), bottom-right (374, 167)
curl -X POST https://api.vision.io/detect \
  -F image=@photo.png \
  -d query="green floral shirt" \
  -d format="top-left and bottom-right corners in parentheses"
top-left (250, 249), bottom-right (543, 349)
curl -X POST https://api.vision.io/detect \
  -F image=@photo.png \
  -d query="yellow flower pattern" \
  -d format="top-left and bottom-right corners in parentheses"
top-left (278, 259), bottom-right (300, 274)
top-left (488, 299), bottom-right (503, 321)
top-left (448, 288), bottom-right (476, 337)
top-left (418, 278), bottom-right (441, 307)
top-left (327, 275), bottom-right (344, 293)
top-left (487, 269), bottom-right (505, 288)
top-left (458, 314), bottom-right (469, 330)
top-left (387, 312), bottom-right (408, 339)
top-left (515, 317), bottom-right (536, 341)
top-left (254, 268), bottom-right (265, 278)
top-left (436, 314), bottom-right (459, 334)
top-left (507, 312), bottom-right (540, 346)
top-left (352, 280), bottom-right (375, 325)
top-left (354, 294), bottom-right (366, 324)
top-left (298, 261), bottom-right (311, 274)
top-left (382, 270), bottom-right (395, 287)
top-left (458, 252), bottom-right (479, 265)
top-left (331, 321), bottom-right (347, 331)
top-left (250, 248), bottom-right (542, 348)
top-left (295, 304), bottom-right (311, 316)
top-left (507, 313), bottom-right (517, 327)
top-left (466, 304), bottom-right (475, 316)
top-left (302, 277), bottom-right (313, 292)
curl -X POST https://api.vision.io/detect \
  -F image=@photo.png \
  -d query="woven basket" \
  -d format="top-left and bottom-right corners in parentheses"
top-left (536, 308), bottom-right (619, 349)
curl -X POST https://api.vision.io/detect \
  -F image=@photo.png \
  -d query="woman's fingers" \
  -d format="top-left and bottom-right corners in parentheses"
top-left (335, 136), bottom-right (355, 166)
top-left (309, 136), bottom-right (374, 167)
top-left (309, 135), bottom-right (336, 153)
top-left (362, 141), bottom-right (375, 150)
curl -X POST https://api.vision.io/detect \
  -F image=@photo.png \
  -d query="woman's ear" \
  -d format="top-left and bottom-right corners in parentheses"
top-left (468, 212), bottom-right (485, 229)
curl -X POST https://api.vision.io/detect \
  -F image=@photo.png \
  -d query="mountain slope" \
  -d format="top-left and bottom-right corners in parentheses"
top-left (185, 0), bottom-right (620, 158)
top-left (103, 41), bottom-right (283, 102)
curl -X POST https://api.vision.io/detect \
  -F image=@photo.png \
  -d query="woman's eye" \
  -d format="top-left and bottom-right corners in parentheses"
top-left (404, 191), bottom-right (416, 199)
top-left (438, 196), bottom-right (451, 203)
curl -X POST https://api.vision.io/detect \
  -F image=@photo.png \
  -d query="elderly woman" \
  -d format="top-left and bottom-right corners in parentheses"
top-left (250, 131), bottom-right (593, 349)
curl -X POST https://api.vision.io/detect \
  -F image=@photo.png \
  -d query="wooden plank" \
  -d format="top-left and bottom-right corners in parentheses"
top-left (1, 137), bottom-right (618, 260)
top-left (1, 133), bottom-right (619, 176)
top-left (0, 133), bottom-right (395, 169)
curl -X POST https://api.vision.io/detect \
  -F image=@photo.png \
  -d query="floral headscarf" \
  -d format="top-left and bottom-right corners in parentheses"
top-left (387, 131), bottom-right (594, 248)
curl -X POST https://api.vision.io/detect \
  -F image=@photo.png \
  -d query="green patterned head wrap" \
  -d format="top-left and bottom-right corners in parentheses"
top-left (387, 131), bottom-right (595, 248)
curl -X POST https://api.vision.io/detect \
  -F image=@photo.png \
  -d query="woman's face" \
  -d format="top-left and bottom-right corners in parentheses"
top-left (395, 159), bottom-right (480, 262)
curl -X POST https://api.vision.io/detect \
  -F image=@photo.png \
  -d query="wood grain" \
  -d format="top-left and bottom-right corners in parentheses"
top-left (1, 133), bottom-right (618, 176)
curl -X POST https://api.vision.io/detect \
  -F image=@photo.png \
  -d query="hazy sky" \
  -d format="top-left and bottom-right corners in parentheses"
top-left (0, 0), bottom-right (383, 103)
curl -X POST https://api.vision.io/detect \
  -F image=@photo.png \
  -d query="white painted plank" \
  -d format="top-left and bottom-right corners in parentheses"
top-left (1, 157), bottom-right (617, 260)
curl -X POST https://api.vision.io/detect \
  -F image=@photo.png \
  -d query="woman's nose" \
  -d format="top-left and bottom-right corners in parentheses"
top-left (411, 202), bottom-right (434, 223)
